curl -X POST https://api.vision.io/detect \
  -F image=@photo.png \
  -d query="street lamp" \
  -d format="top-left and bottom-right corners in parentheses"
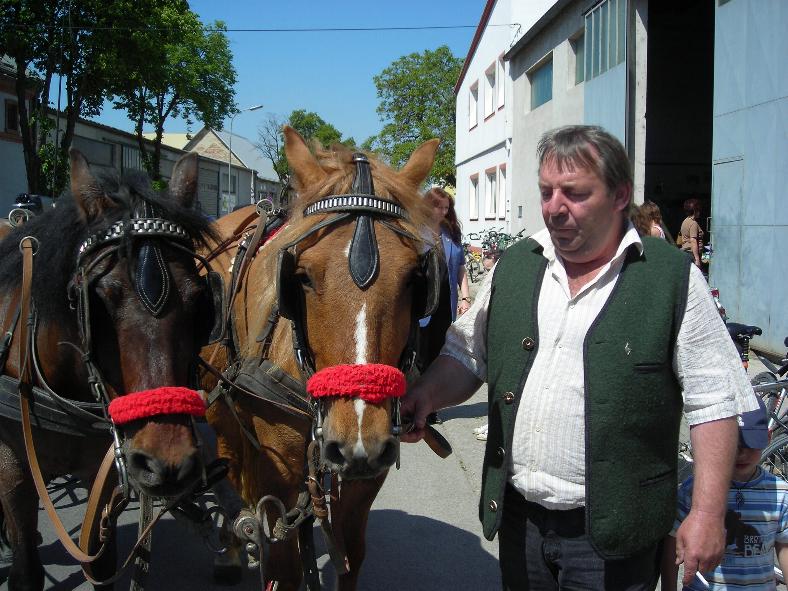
top-left (227, 104), bottom-right (263, 212)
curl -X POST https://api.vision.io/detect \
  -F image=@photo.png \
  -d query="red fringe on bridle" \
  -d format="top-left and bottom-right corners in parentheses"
top-left (108, 387), bottom-right (206, 424)
top-left (306, 364), bottom-right (406, 404)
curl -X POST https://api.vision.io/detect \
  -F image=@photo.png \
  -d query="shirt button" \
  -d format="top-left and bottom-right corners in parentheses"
top-left (489, 500), bottom-right (498, 512)
top-left (535, 425), bottom-right (541, 432)
top-left (521, 337), bottom-right (536, 351)
top-left (503, 392), bottom-right (515, 404)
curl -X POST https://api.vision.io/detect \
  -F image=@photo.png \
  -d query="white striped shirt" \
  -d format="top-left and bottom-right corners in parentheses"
top-left (442, 224), bottom-right (758, 509)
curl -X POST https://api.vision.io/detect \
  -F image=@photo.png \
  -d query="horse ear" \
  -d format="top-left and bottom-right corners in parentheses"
top-left (283, 125), bottom-right (327, 190)
top-left (69, 148), bottom-right (111, 221)
top-left (399, 139), bottom-right (440, 188)
top-left (169, 152), bottom-right (198, 208)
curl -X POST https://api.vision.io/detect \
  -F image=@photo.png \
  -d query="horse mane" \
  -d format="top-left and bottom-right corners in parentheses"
top-left (240, 143), bottom-right (431, 359)
top-left (0, 169), bottom-right (218, 327)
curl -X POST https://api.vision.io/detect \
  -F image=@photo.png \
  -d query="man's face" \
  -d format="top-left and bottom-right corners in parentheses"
top-left (538, 155), bottom-right (630, 266)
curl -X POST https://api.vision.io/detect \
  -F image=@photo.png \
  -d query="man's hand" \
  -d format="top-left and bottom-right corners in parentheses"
top-left (399, 385), bottom-right (433, 443)
top-left (675, 508), bottom-right (725, 585)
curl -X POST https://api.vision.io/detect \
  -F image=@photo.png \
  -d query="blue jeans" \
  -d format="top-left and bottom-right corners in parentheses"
top-left (499, 485), bottom-right (660, 591)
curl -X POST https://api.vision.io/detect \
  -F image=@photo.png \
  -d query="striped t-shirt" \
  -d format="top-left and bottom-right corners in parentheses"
top-left (672, 469), bottom-right (788, 590)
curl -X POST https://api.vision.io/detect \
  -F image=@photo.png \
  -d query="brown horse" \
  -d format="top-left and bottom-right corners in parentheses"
top-left (0, 151), bottom-right (220, 590)
top-left (202, 127), bottom-right (440, 590)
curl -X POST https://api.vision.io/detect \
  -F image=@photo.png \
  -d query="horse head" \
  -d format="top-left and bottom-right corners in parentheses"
top-left (38, 151), bottom-right (218, 497)
top-left (244, 127), bottom-right (440, 480)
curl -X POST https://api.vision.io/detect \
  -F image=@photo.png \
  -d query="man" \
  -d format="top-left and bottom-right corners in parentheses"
top-left (402, 125), bottom-right (756, 589)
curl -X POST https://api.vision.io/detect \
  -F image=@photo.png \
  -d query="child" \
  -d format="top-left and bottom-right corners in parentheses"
top-left (661, 398), bottom-right (788, 590)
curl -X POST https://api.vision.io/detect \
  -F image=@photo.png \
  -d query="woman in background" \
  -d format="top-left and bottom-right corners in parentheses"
top-left (679, 197), bottom-right (704, 268)
top-left (419, 187), bottom-right (471, 424)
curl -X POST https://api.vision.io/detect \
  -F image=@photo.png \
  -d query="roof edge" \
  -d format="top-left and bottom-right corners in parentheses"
top-left (454, 0), bottom-right (497, 94)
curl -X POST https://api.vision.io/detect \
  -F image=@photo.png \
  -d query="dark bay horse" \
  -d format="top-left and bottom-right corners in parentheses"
top-left (0, 150), bottom-right (219, 590)
top-left (201, 126), bottom-right (440, 590)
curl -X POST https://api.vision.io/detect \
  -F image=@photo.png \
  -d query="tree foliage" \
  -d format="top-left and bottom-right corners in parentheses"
top-left (108, 1), bottom-right (236, 179)
top-left (0, 0), bottom-right (128, 195)
top-left (256, 109), bottom-right (355, 187)
top-left (366, 45), bottom-right (463, 186)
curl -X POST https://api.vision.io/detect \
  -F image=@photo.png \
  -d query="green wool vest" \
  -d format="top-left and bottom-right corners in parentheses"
top-left (480, 236), bottom-right (691, 558)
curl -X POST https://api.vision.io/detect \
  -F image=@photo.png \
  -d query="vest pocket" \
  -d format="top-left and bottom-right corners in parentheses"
top-left (639, 468), bottom-right (673, 487)
top-left (634, 362), bottom-right (667, 373)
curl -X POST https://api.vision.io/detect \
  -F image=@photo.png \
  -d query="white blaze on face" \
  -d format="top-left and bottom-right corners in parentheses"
top-left (352, 302), bottom-right (368, 457)
top-left (353, 398), bottom-right (367, 458)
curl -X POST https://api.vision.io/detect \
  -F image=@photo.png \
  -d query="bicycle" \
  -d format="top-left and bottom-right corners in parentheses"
top-left (463, 242), bottom-right (483, 283)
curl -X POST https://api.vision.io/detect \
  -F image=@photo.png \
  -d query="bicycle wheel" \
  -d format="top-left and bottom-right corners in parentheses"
top-left (760, 433), bottom-right (788, 483)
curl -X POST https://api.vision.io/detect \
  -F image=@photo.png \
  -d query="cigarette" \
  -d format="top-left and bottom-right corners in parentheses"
top-left (695, 572), bottom-right (710, 588)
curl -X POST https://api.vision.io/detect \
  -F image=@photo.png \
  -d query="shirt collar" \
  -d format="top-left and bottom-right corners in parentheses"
top-left (531, 221), bottom-right (643, 265)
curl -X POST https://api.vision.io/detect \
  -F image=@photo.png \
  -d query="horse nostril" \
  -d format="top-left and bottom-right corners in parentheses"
top-left (377, 439), bottom-right (398, 467)
top-left (128, 450), bottom-right (164, 486)
top-left (323, 441), bottom-right (346, 466)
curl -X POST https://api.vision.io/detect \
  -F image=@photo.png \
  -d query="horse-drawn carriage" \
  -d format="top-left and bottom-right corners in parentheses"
top-left (0, 127), bottom-right (450, 591)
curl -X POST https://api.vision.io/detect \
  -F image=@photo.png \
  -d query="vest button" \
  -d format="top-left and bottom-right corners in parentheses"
top-left (488, 500), bottom-right (498, 512)
top-left (496, 446), bottom-right (505, 459)
top-left (503, 391), bottom-right (515, 404)
top-left (522, 337), bottom-right (536, 351)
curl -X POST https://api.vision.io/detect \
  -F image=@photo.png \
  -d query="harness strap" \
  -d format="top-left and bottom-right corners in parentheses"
top-left (18, 237), bottom-right (108, 563)
top-left (0, 304), bottom-right (21, 371)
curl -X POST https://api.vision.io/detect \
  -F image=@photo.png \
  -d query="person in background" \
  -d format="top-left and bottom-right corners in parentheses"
top-left (402, 125), bottom-right (757, 589)
top-left (661, 397), bottom-right (788, 590)
top-left (418, 187), bottom-right (472, 425)
top-left (641, 201), bottom-right (667, 240)
top-left (679, 198), bottom-right (704, 268)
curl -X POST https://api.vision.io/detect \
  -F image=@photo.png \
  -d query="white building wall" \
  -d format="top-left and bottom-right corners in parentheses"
top-left (709, 0), bottom-right (788, 355)
top-left (455, 0), bottom-right (557, 244)
top-left (508, 6), bottom-right (586, 237)
top-left (0, 88), bottom-right (29, 214)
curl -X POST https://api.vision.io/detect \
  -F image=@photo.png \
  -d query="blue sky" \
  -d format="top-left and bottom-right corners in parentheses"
top-left (91, 0), bottom-right (489, 145)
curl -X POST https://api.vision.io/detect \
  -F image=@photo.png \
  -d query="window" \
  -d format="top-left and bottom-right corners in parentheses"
top-left (469, 175), bottom-right (479, 220)
top-left (469, 82), bottom-right (478, 128)
top-left (484, 63), bottom-right (496, 118)
top-left (497, 56), bottom-right (505, 108)
top-left (572, 33), bottom-right (585, 85)
top-left (584, 0), bottom-right (626, 82)
top-left (497, 166), bottom-right (507, 220)
top-left (530, 58), bottom-right (553, 109)
top-left (4, 100), bottom-right (19, 133)
top-left (484, 169), bottom-right (497, 219)
top-left (222, 172), bottom-right (237, 194)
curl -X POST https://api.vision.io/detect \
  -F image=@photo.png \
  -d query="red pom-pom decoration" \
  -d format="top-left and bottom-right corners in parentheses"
top-left (108, 387), bottom-right (206, 425)
top-left (306, 364), bottom-right (406, 404)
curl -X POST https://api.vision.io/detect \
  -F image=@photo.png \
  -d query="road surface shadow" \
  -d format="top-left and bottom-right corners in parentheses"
top-left (439, 401), bottom-right (488, 421)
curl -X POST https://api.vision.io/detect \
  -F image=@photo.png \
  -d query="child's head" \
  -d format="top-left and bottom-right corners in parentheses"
top-left (733, 397), bottom-right (768, 480)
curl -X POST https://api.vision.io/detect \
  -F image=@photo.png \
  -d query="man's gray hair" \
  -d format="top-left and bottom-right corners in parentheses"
top-left (537, 126), bottom-right (633, 203)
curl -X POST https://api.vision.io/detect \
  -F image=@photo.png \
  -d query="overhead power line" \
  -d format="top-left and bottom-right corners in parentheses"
top-left (12, 23), bottom-right (518, 33)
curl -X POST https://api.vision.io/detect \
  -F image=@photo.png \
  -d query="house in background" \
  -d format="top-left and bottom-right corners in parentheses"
top-left (0, 56), bottom-right (36, 214)
top-left (453, 0), bottom-right (556, 241)
top-left (470, 0), bottom-right (785, 354)
top-left (173, 127), bottom-right (283, 217)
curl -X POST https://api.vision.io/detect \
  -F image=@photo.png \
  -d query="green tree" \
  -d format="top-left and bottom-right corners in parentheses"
top-left (366, 45), bottom-right (463, 186)
top-left (0, 0), bottom-right (125, 196)
top-left (257, 109), bottom-right (355, 187)
top-left (109, 2), bottom-right (236, 180)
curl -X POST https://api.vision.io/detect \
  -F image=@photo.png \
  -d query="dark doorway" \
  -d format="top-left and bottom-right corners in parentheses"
top-left (644, 0), bottom-right (714, 242)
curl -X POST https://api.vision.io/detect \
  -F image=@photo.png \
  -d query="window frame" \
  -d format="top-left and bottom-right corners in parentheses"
top-left (583, 0), bottom-right (627, 82)
top-left (571, 31), bottom-right (585, 85)
top-left (469, 81), bottom-right (479, 129)
top-left (529, 54), bottom-right (554, 110)
top-left (484, 62), bottom-right (496, 119)
top-left (497, 165), bottom-right (507, 220)
top-left (484, 167), bottom-right (497, 220)
top-left (469, 174), bottom-right (479, 220)
top-left (497, 55), bottom-right (505, 109)
top-left (4, 100), bottom-right (19, 134)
